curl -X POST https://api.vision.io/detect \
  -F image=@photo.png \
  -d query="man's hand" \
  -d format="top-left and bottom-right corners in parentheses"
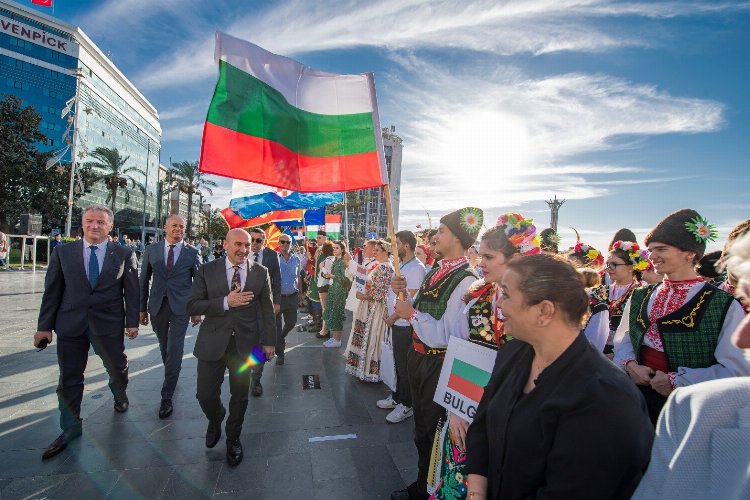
top-left (190, 315), bottom-right (202, 326)
top-left (262, 345), bottom-right (275, 360)
top-left (227, 289), bottom-right (254, 308)
top-left (274, 304), bottom-right (281, 314)
top-left (626, 361), bottom-right (655, 386)
top-left (356, 292), bottom-right (370, 301)
top-left (126, 328), bottom-right (139, 339)
top-left (34, 330), bottom-right (53, 348)
top-left (383, 311), bottom-right (397, 327)
top-left (391, 276), bottom-right (407, 294)
top-left (650, 370), bottom-right (674, 396)
top-left (395, 299), bottom-right (415, 320)
top-left (139, 312), bottom-right (149, 326)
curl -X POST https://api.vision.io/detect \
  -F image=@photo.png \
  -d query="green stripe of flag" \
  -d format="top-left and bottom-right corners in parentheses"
top-left (452, 359), bottom-right (491, 387)
top-left (206, 60), bottom-right (377, 158)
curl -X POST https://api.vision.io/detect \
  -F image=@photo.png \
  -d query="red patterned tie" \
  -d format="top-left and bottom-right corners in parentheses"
top-left (231, 265), bottom-right (242, 291)
top-left (167, 244), bottom-right (175, 272)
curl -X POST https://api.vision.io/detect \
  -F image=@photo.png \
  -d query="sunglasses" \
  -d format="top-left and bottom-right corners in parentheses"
top-left (251, 238), bottom-right (264, 244)
top-left (279, 240), bottom-right (291, 245)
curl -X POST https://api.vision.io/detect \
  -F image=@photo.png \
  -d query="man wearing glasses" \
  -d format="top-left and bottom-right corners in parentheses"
top-left (248, 228), bottom-right (281, 396)
top-left (274, 235), bottom-right (302, 365)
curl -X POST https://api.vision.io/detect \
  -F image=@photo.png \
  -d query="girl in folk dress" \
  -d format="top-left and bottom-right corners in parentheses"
top-left (344, 240), bottom-right (395, 382)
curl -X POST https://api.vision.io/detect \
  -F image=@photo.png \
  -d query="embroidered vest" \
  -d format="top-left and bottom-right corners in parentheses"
top-left (628, 283), bottom-right (735, 372)
top-left (413, 264), bottom-right (476, 321)
top-left (582, 285), bottom-right (608, 333)
top-left (467, 283), bottom-right (509, 349)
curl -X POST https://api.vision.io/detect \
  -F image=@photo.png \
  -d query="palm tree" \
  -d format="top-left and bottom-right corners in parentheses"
top-left (170, 160), bottom-right (218, 237)
top-left (85, 147), bottom-right (146, 223)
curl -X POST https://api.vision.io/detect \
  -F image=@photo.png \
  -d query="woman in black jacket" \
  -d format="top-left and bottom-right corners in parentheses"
top-left (465, 254), bottom-right (653, 500)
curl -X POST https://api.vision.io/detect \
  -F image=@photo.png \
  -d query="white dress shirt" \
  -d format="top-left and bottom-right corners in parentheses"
top-left (82, 239), bottom-right (106, 279)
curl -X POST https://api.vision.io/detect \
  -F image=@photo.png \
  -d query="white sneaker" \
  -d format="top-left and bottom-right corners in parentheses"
top-left (386, 404), bottom-right (414, 423)
top-left (323, 338), bottom-right (341, 348)
top-left (376, 394), bottom-right (397, 409)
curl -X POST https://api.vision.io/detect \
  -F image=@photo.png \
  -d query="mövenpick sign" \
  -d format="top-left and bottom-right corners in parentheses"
top-left (0, 15), bottom-right (79, 57)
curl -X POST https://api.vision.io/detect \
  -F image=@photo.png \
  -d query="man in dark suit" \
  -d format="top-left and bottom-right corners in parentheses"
top-left (139, 215), bottom-right (202, 419)
top-left (247, 227), bottom-right (281, 397)
top-left (187, 228), bottom-right (276, 466)
top-left (34, 204), bottom-right (139, 460)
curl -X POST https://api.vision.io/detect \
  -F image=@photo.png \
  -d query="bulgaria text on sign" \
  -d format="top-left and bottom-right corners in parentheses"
top-left (433, 337), bottom-right (497, 424)
top-left (0, 15), bottom-right (79, 57)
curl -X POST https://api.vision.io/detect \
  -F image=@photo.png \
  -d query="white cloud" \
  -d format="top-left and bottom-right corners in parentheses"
top-left (164, 123), bottom-right (204, 142)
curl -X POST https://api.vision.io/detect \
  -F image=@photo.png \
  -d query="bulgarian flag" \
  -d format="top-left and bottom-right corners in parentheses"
top-left (446, 359), bottom-right (492, 403)
top-left (199, 32), bottom-right (388, 192)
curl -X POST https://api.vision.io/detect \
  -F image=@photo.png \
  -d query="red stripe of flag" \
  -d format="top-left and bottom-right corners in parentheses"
top-left (447, 373), bottom-right (485, 403)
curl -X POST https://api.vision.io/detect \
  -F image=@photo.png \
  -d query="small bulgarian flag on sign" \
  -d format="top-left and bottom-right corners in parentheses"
top-left (447, 359), bottom-right (492, 402)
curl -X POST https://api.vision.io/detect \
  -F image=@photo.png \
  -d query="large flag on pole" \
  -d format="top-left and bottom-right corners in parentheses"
top-left (229, 180), bottom-right (342, 220)
top-left (199, 32), bottom-right (388, 192)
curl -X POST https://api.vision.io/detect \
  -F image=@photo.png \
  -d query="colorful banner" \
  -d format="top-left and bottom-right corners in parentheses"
top-left (433, 337), bottom-right (498, 423)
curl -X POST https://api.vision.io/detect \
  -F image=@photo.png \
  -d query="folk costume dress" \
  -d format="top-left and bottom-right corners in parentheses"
top-left (344, 261), bottom-right (394, 381)
top-left (613, 278), bottom-right (748, 423)
top-left (583, 286), bottom-right (609, 352)
top-left (590, 281), bottom-right (642, 354)
top-left (322, 257), bottom-right (349, 331)
top-left (428, 280), bottom-right (509, 499)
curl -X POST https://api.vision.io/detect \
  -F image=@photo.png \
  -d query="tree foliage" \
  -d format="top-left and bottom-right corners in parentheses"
top-left (0, 95), bottom-right (95, 233)
top-left (84, 147), bottom-right (146, 223)
top-left (169, 160), bottom-right (218, 236)
top-left (206, 208), bottom-right (229, 241)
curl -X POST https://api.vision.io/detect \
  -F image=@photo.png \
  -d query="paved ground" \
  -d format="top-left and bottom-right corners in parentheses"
top-left (0, 269), bottom-right (418, 499)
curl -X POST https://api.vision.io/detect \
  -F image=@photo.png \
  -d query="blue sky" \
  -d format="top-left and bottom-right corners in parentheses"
top-left (28, 0), bottom-right (750, 251)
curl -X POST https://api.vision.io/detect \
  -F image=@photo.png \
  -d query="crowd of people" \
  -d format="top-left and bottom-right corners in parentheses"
top-left (28, 202), bottom-right (750, 499)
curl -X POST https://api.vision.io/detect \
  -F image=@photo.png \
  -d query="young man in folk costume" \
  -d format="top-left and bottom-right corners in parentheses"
top-left (391, 207), bottom-right (483, 500)
top-left (427, 212), bottom-right (541, 500)
top-left (613, 208), bottom-right (749, 424)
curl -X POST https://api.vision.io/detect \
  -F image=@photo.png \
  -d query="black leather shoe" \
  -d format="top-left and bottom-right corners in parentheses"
top-left (114, 394), bottom-right (129, 413)
top-left (391, 482), bottom-right (428, 500)
top-left (315, 331), bottom-right (330, 339)
top-left (226, 438), bottom-right (243, 466)
top-left (158, 399), bottom-right (173, 419)
top-left (251, 378), bottom-right (263, 397)
top-left (205, 407), bottom-right (226, 448)
top-left (275, 354), bottom-right (285, 366)
top-left (42, 429), bottom-right (81, 460)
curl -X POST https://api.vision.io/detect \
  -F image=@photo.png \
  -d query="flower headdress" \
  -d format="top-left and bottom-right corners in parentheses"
top-left (496, 212), bottom-right (541, 256)
top-left (612, 240), bottom-right (650, 271)
top-left (573, 242), bottom-right (604, 267)
top-left (685, 216), bottom-right (718, 243)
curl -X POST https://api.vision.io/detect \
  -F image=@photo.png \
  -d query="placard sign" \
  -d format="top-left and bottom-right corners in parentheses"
top-left (0, 15), bottom-right (79, 57)
top-left (433, 337), bottom-right (497, 424)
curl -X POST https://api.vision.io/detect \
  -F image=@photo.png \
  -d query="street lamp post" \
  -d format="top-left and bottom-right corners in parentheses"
top-left (140, 138), bottom-right (150, 245)
top-left (64, 69), bottom-right (83, 237)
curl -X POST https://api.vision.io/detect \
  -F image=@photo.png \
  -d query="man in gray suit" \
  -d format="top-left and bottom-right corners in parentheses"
top-left (34, 204), bottom-right (139, 459)
top-left (139, 215), bottom-right (202, 419)
top-left (247, 227), bottom-right (281, 397)
top-left (187, 228), bottom-right (276, 466)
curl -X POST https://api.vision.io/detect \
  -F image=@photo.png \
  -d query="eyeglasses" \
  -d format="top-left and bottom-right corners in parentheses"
top-left (251, 238), bottom-right (264, 244)
top-left (605, 262), bottom-right (628, 271)
top-left (279, 240), bottom-right (291, 245)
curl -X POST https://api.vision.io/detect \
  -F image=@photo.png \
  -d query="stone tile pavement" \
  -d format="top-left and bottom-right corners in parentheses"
top-left (0, 270), bottom-right (418, 499)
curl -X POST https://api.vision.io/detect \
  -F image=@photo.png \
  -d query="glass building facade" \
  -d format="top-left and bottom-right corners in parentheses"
top-left (0, 0), bottom-right (161, 237)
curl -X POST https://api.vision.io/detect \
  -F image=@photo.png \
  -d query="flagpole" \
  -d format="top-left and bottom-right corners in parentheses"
top-left (383, 184), bottom-right (401, 278)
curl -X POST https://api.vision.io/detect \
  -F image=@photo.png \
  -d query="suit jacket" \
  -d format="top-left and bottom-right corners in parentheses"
top-left (37, 240), bottom-right (139, 337)
top-left (187, 257), bottom-right (276, 362)
top-left (632, 377), bottom-right (750, 500)
top-left (258, 247), bottom-right (281, 304)
top-left (139, 241), bottom-right (201, 316)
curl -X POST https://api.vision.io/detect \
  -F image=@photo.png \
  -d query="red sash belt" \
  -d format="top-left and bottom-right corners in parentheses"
top-left (640, 346), bottom-right (669, 373)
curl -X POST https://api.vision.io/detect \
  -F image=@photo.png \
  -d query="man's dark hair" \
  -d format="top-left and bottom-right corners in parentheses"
top-left (317, 230), bottom-right (327, 237)
top-left (250, 227), bottom-right (265, 237)
top-left (396, 230), bottom-right (417, 252)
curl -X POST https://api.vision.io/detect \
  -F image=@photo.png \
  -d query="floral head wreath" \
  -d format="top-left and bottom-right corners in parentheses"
top-left (573, 242), bottom-right (604, 267)
top-left (496, 212), bottom-right (541, 256)
top-left (612, 241), bottom-right (650, 271)
top-left (685, 216), bottom-right (718, 243)
top-left (640, 250), bottom-right (654, 271)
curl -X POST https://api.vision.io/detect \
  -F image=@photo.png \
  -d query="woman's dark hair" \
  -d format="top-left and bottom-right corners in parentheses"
top-left (321, 241), bottom-right (334, 257)
top-left (333, 239), bottom-right (348, 254)
top-left (610, 246), bottom-right (642, 281)
top-left (697, 250), bottom-right (722, 280)
top-left (540, 228), bottom-right (559, 253)
top-left (506, 254), bottom-right (590, 327)
top-left (608, 228), bottom-right (637, 251)
top-left (480, 226), bottom-right (517, 259)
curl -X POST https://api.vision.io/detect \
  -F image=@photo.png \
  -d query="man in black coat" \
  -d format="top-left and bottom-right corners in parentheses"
top-left (34, 205), bottom-right (139, 460)
top-left (187, 228), bottom-right (276, 466)
top-left (139, 215), bottom-right (202, 419)
top-left (246, 227), bottom-right (281, 397)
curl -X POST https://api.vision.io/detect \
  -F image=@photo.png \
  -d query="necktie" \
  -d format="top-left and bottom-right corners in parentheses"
top-left (167, 244), bottom-right (176, 272)
top-left (88, 245), bottom-right (99, 288)
top-left (253, 252), bottom-right (260, 264)
top-left (231, 265), bottom-right (242, 291)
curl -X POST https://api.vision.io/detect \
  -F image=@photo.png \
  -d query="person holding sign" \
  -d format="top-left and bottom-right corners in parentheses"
top-left (391, 207), bottom-right (483, 500)
top-left (465, 254), bottom-right (653, 500)
top-left (428, 213), bottom-right (541, 499)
